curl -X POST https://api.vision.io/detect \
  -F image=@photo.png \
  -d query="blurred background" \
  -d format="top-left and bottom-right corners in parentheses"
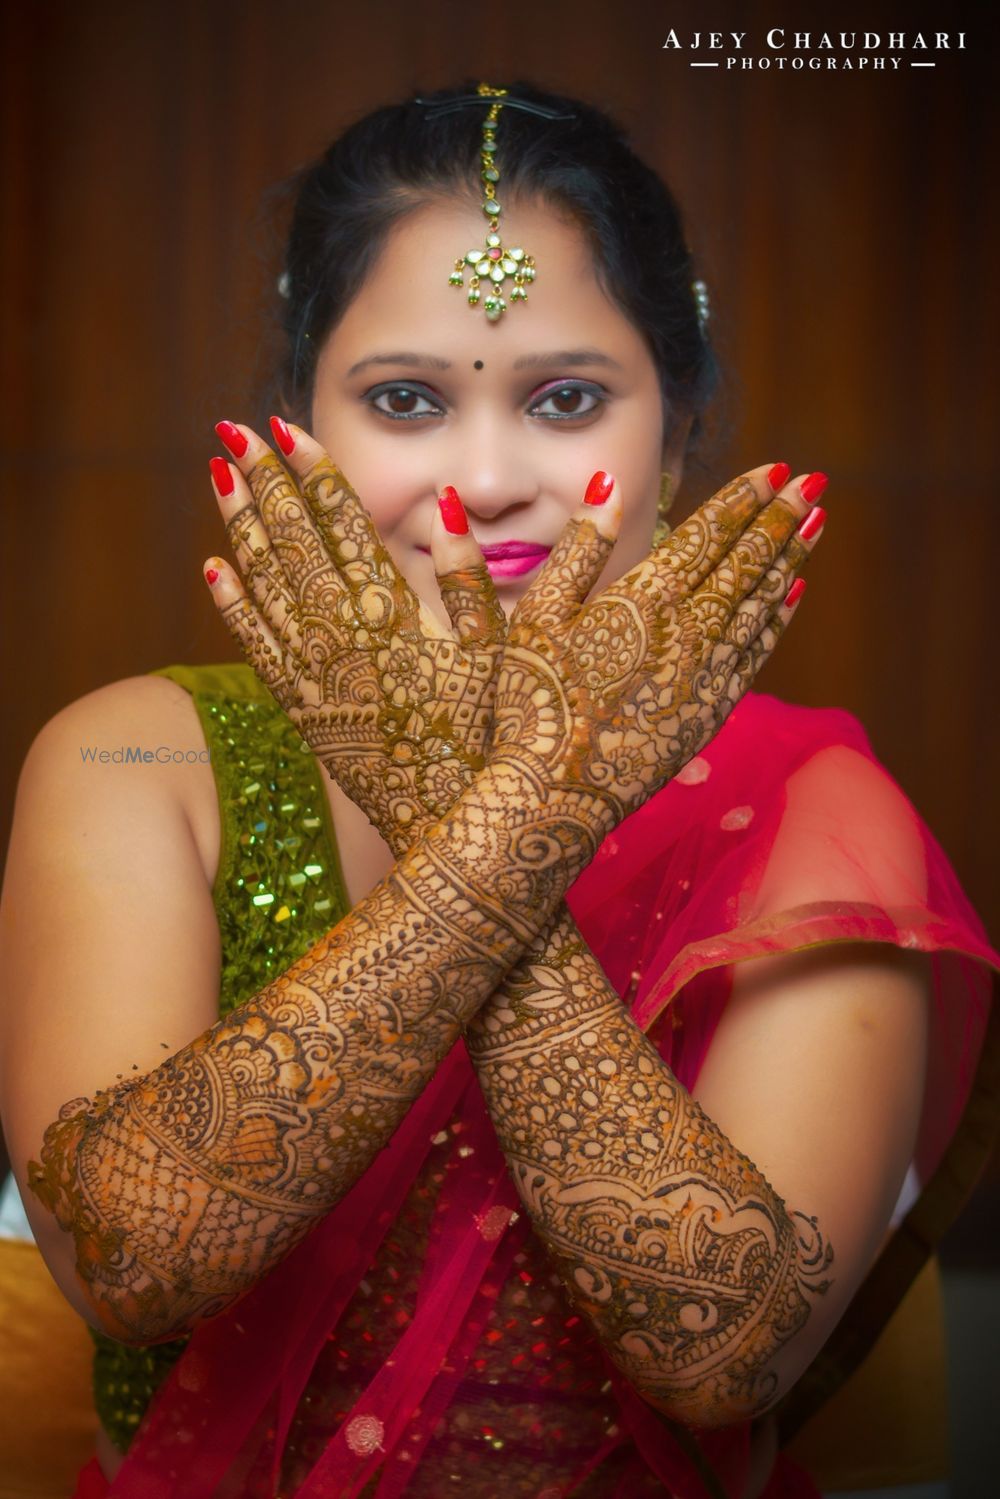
top-left (1, 0), bottom-right (997, 1493)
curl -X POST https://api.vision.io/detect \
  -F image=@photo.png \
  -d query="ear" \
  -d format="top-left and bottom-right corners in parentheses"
top-left (661, 413), bottom-right (694, 490)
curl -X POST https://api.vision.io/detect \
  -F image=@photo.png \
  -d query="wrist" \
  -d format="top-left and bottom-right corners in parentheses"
top-left (399, 758), bottom-right (597, 961)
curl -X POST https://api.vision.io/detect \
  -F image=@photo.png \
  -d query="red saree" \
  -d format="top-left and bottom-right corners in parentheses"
top-left (85, 691), bottom-right (998, 1498)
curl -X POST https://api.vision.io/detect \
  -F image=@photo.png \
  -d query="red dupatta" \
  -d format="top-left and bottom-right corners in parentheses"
top-left (104, 691), bottom-right (999, 1499)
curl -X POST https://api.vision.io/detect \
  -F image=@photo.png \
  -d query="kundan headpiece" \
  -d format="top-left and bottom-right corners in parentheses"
top-left (277, 86), bottom-right (712, 338)
top-left (415, 83), bottom-right (574, 322)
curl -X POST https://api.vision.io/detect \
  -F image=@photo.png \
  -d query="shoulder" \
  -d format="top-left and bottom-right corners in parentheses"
top-left (722, 694), bottom-right (927, 907)
top-left (18, 669), bottom-right (221, 889)
top-left (25, 671), bottom-right (201, 759)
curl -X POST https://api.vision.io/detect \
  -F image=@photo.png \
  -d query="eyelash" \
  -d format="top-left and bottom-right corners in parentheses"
top-left (364, 380), bottom-right (608, 424)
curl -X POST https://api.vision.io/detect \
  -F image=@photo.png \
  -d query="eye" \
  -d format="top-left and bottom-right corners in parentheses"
top-left (366, 383), bottom-right (444, 421)
top-left (529, 381), bottom-right (607, 421)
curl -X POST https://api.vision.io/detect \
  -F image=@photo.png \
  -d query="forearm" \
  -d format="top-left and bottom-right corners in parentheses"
top-left (27, 760), bottom-right (580, 1346)
top-left (465, 903), bottom-right (834, 1428)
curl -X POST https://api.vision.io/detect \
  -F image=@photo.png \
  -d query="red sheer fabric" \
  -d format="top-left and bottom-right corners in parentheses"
top-left (92, 692), bottom-right (996, 1499)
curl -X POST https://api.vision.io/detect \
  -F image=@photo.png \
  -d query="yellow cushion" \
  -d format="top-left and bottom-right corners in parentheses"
top-left (0, 1240), bottom-right (97, 1499)
top-left (784, 1251), bottom-right (950, 1489)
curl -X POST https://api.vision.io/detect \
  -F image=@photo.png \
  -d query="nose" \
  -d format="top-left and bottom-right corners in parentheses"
top-left (441, 415), bottom-right (540, 525)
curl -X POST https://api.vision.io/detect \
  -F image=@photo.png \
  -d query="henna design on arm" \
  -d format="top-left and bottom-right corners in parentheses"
top-left (466, 903), bottom-right (834, 1428)
top-left (25, 761), bottom-right (577, 1346)
top-left (462, 481), bottom-right (827, 1424)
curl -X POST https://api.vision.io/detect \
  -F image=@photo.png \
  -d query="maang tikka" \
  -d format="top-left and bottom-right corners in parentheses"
top-left (443, 83), bottom-right (538, 322)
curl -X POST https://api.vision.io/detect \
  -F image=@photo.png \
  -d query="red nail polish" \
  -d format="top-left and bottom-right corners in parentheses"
top-left (205, 567), bottom-right (220, 586)
top-left (797, 505), bottom-right (826, 542)
top-left (584, 471), bottom-right (614, 506)
top-left (767, 462), bottom-right (791, 492)
top-left (209, 456), bottom-right (235, 496)
top-left (800, 471), bottom-right (828, 505)
top-left (785, 577), bottom-right (807, 608)
top-left (439, 486), bottom-right (469, 535)
top-left (215, 420), bottom-right (249, 458)
top-left (209, 456), bottom-right (235, 497)
top-left (270, 415), bottom-right (295, 456)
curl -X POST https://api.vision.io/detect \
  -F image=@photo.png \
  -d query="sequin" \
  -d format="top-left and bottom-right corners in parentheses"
top-left (90, 665), bottom-right (350, 1455)
top-left (475, 1204), bottom-right (516, 1241)
top-left (345, 1413), bottom-right (386, 1455)
top-left (720, 804), bottom-right (755, 831)
top-left (675, 755), bottom-right (711, 785)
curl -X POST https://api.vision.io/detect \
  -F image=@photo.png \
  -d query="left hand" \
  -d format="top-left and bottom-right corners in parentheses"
top-left (203, 420), bottom-right (505, 856)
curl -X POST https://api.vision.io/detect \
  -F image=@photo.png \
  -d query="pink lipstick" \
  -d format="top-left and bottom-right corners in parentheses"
top-left (417, 540), bottom-right (551, 579)
top-left (479, 541), bottom-right (551, 578)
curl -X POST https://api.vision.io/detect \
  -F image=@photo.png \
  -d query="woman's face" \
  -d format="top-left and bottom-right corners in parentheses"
top-left (310, 196), bottom-right (687, 629)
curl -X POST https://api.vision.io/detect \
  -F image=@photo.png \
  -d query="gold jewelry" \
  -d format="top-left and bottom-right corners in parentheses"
top-left (652, 472), bottom-right (675, 548)
top-left (447, 84), bottom-right (537, 322)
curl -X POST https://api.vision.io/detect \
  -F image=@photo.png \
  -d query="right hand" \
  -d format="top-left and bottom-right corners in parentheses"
top-left (203, 421), bottom-right (506, 857)
top-left (488, 464), bottom-right (825, 838)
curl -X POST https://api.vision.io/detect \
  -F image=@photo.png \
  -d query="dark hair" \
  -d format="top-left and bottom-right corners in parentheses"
top-left (271, 80), bottom-right (719, 452)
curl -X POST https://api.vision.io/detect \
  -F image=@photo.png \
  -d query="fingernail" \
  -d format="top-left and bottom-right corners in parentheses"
top-left (797, 505), bottom-right (826, 542)
top-left (215, 420), bottom-right (249, 458)
top-left (800, 472), bottom-right (828, 505)
top-left (209, 457), bottom-right (235, 497)
top-left (439, 485), bottom-right (469, 535)
top-left (785, 577), bottom-right (807, 609)
top-left (270, 415), bottom-right (295, 456)
top-left (767, 462), bottom-right (791, 492)
top-left (205, 566), bottom-right (220, 586)
top-left (584, 470), bottom-right (614, 506)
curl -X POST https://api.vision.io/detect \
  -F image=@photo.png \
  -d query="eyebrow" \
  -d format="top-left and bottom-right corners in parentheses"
top-left (345, 352), bottom-right (451, 378)
top-left (344, 348), bottom-right (623, 378)
top-left (512, 349), bottom-right (624, 373)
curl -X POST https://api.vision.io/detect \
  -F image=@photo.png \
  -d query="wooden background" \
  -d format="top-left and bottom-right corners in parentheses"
top-left (1, 0), bottom-right (997, 1220)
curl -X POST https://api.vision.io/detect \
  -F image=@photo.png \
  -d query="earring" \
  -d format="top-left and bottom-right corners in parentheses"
top-left (652, 472), bottom-right (675, 548)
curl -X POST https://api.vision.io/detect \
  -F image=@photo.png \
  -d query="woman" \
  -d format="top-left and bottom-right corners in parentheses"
top-left (0, 81), bottom-right (996, 1499)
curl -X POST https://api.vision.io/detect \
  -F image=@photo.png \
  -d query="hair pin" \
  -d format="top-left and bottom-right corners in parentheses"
top-left (413, 94), bottom-right (576, 122)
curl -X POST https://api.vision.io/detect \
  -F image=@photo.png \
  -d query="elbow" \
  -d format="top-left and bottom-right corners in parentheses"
top-left (88, 1294), bottom-right (195, 1348)
top-left (632, 1363), bottom-right (793, 1432)
top-left (68, 1259), bottom-right (199, 1346)
top-left (635, 1384), bottom-right (751, 1432)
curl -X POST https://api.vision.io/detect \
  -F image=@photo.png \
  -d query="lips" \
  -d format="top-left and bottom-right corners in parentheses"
top-left (478, 541), bottom-right (551, 561)
top-left (417, 539), bottom-right (551, 579)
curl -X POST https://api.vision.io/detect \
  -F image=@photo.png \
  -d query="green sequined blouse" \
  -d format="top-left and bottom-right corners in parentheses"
top-left (90, 661), bottom-right (350, 1454)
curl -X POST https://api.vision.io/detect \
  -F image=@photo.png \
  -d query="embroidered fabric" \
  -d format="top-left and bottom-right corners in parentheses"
top-left (89, 663), bottom-right (349, 1452)
top-left (86, 667), bottom-right (997, 1499)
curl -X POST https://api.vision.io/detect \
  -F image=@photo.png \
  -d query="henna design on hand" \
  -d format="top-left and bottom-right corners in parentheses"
top-left (489, 475), bottom-right (809, 845)
top-left (216, 442), bottom-right (506, 857)
top-left (467, 902), bottom-right (834, 1426)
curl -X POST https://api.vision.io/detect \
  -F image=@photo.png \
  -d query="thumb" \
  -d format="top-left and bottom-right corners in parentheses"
top-left (510, 470), bottom-right (622, 636)
top-left (430, 486), bottom-right (506, 649)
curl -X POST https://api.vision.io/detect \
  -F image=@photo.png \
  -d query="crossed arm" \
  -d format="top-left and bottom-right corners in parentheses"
top-left (466, 744), bottom-right (931, 1428)
top-left (6, 437), bottom-right (928, 1423)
